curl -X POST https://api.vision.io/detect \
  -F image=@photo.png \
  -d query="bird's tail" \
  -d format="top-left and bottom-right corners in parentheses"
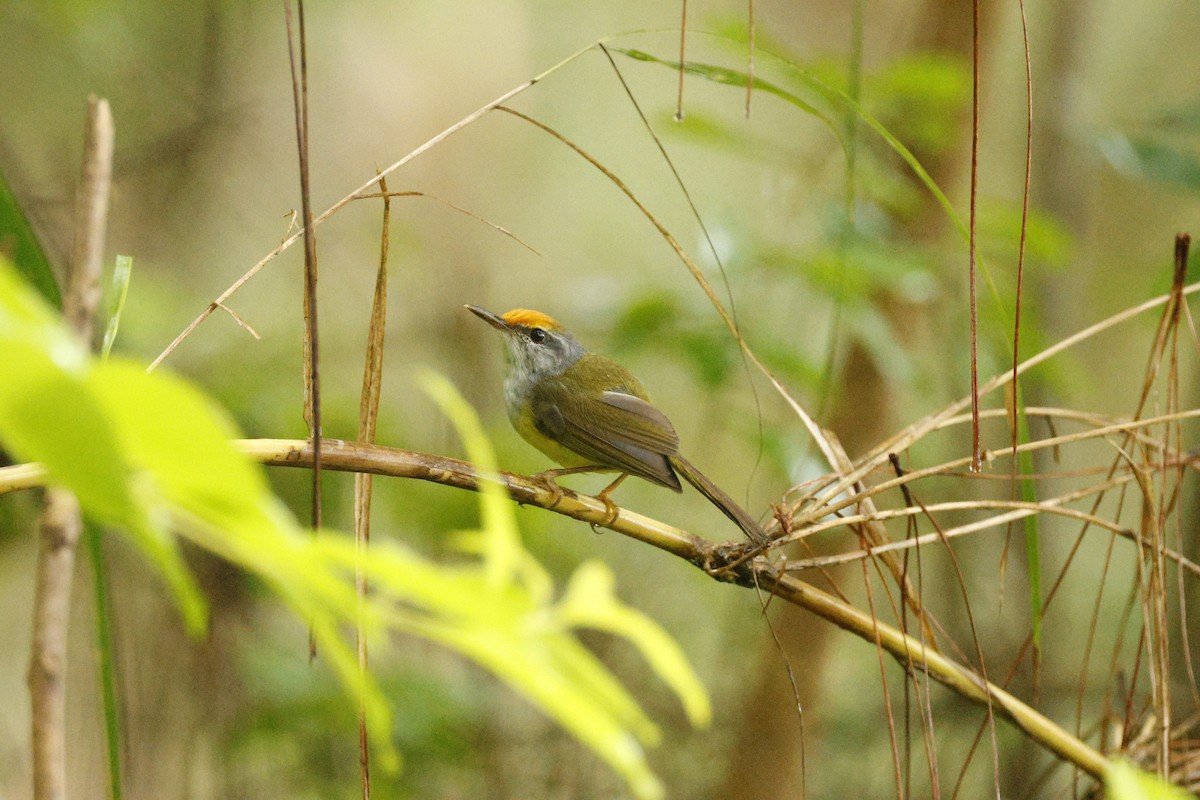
top-left (671, 454), bottom-right (768, 544)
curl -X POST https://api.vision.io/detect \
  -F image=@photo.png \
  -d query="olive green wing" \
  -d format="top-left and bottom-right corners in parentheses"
top-left (530, 383), bottom-right (682, 491)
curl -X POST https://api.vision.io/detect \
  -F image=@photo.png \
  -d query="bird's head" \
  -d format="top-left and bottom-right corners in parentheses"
top-left (466, 305), bottom-right (585, 385)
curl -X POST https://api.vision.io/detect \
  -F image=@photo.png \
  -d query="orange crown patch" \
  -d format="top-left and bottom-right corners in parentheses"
top-left (501, 309), bottom-right (564, 332)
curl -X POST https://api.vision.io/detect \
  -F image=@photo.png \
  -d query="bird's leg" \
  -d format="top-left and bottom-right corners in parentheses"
top-left (593, 473), bottom-right (629, 527)
top-left (529, 465), bottom-right (604, 510)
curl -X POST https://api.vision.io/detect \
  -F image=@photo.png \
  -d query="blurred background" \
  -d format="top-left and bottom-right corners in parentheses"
top-left (2, 1), bottom-right (1199, 797)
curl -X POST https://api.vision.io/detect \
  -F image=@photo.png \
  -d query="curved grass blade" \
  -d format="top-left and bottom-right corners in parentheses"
top-left (85, 519), bottom-right (123, 800)
top-left (100, 255), bottom-right (132, 361)
top-left (614, 48), bottom-right (846, 156)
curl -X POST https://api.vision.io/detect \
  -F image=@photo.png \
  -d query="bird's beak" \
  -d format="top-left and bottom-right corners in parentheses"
top-left (465, 305), bottom-right (509, 332)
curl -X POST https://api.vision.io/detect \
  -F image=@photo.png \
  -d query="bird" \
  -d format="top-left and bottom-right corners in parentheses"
top-left (467, 304), bottom-right (767, 544)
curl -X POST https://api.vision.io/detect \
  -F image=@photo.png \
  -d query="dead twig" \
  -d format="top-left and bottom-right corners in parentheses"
top-left (29, 94), bottom-right (114, 800)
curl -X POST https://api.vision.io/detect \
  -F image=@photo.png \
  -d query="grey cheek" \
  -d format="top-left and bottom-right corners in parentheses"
top-left (505, 341), bottom-right (525, 365)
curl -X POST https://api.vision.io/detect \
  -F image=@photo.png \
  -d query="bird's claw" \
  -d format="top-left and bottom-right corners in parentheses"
top-left (591, 493), bottom-right (620, 531)
top-left (527, 467), bottom-right (623, 531)
top-left (530, 470), bottom-right (567, 510)
top-left (701, 541), bottom-right (760, 580)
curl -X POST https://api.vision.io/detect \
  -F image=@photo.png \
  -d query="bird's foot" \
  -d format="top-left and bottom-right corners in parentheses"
top-left (590, 493), bottom-right (620, 532)
top-left (590, 473), bottom-right (627, 531)
top-left (701, 540), bottom-right (760, 582)
top-left (529, 470), bottom-right (568, 510)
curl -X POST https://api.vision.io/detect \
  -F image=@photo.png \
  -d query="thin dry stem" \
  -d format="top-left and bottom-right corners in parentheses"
top-left (353, 171), bottom-right (391, 798)
top-left (215, 302), bottom-right (261, 339)
top-left (825, 434), bottom-right (940, 650)
top-left (787, 408), bottom-right (1200, 536)
top-left (63, 98), bottom-right (114, 342)
top-left (859, 554), bottom-right (906, 798)
top-left (147, 43), bottom-right (597, 373)
top-left (29, 94), bottom-right (113, 800)
top-left (284, 0), bottom-right (322, 663)
top-left (29, 489), bottom-right (82, 800)
top-left (794, 281), bottom-right (1200, 525)
top-left (675, 0), bottom-right (687, 120)
top-left (355, 190), bottom-right (541, 255)
top-left (968, 0), bottom-right (982, 477)
top-left (784, 492), bottom-right (1200, 579)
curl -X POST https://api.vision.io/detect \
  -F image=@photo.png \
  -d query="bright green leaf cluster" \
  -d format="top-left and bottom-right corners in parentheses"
top-left (0, 260), bottom-right (208, 633)
top-left (416, 372), bottom-right (712, 798)
top-left (0, 258), bottom-right (710, 799)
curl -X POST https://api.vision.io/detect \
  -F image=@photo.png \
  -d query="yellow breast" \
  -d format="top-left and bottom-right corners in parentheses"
top-left (509, 401), bottom-right (592, 468)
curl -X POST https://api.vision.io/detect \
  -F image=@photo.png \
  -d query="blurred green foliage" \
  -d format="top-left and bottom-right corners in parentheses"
top-left (0, 258), bottom-right (718, 798)
top-left (1106, 761), bottom-right (1196, 800)
top-left (0, 167), bottom-right (59, 308)
top-left (1102, 132), bottom-right (1200, 193)
top-left (868, 53), bottom-right (972, 153)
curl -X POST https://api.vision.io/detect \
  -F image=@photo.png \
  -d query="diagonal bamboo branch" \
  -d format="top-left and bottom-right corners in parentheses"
top-left (253, 439), bottom-right (1115, 779)
top-left (0, 435), bottom-right (1121, 781)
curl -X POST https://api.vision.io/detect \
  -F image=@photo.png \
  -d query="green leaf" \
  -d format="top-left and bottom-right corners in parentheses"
top-left (419, 369), bottom-right (522, 590)
top-left (404, 615), bottom-right (666, 800)
top-left (616, 48), bottom-right (845, 153)
top-left (1148, 103), bottom-right (1200, 133)
top-left (679, 330), bottom-right (735, 389)
top-left (0, 255), bottom-right (84, 370)
top-left (0, 258), bottom-right (207, 633)
top-left (91, 360), bottom-right (271, 532)
top-left (977, 202), bottom-right (1073, 269)
top-left (0, 256), bottom-right (411, 764)
top-left (0, 167), bottom-right (60, 307)
top-left (558, 561), bottom-right (713, 727)
top-left (0, 341), bottom-right (139, 527)
top-left (1106, 760), bottom-right (1194, 800)
top-left (100, 254), bottom-right (133, 360)
top-left (328, 535), bottom-right (669, 799)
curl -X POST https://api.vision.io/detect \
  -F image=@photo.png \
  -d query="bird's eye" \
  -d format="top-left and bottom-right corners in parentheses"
top-left (529, 328), bottom-right (547, 344)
